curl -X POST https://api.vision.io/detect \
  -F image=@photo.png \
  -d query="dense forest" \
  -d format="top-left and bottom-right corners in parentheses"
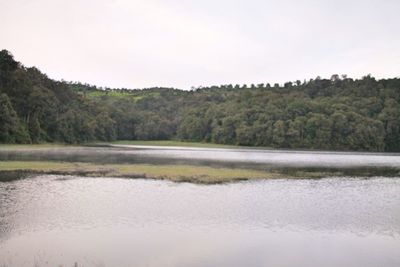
top-left (1, 49), bottom-right (400, 151)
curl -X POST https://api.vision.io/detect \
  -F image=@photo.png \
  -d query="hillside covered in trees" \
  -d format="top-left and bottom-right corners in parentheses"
top-left (1, 49), bottom-right (400, 152)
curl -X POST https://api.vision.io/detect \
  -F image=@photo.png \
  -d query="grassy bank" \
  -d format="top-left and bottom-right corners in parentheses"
top-left (111, 140), bottom-right (241, 148)
top-left (0, 141), bottom-right (243, 150)
top-left (0, 144), bottom-right (70, 150)
top-left (0, 161), bottom-right (286, 183)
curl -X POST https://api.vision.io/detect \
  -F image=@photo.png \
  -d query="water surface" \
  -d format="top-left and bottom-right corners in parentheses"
top-left (0, 175), bottom-right (399, 267)
top-left (1, 145), bottom-right (400, 172)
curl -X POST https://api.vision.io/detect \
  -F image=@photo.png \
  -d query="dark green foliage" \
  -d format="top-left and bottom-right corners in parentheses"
top-left (0, 50), bottom-right (116, 144)
top-left (0, 93), bottom-right (23, 143)
top-left (1, 49), bottom-right (400, 151)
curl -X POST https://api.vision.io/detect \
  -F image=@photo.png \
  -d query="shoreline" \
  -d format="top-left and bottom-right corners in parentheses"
top-left (1, 141), bottom-right (400, 156)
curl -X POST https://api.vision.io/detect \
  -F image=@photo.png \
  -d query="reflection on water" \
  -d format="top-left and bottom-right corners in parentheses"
top-left (1, 145), bottom-right (400, 175)
top-left (1, 145), bottom-right (400, 167)
top-left (114, 145), bottom-right (400, 167)
top-left (0, 176), bottom-right (399, 267)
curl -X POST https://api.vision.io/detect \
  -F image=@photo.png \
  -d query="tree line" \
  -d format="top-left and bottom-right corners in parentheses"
top-left (1, 49), bottom-right (400, 151)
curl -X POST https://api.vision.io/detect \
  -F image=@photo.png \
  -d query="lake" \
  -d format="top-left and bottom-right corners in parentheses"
top-left (0, 176), bottom-right (400, 267)
top-left (0, 146), bottom-right (400, 266)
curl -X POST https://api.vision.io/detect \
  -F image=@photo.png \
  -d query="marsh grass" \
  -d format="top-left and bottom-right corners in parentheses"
top-left (2, 160), bottom-right (396, 183)
top-left (0, 161), bottom-right (283, 183)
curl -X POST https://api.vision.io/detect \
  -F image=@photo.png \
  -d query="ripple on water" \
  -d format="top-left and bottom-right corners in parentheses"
top-left (0, 175), bottom-right (399, 267)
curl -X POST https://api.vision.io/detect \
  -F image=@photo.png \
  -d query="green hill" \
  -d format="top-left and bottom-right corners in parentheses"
top-left (1, 49), bottom-right (400, 151)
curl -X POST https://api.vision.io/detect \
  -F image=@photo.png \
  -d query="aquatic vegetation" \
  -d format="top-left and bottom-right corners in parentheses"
top-left (0, 161), bottom-right (283, 184)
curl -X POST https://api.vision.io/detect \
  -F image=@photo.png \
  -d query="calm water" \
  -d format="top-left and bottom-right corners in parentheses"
top-left (0, 175), bottom-right (399, 267)
top-left (2, 145), bottom-right (400, 170)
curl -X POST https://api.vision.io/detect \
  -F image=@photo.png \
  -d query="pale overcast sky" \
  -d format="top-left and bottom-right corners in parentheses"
top-left (1, 0), bottom-right (399, 89)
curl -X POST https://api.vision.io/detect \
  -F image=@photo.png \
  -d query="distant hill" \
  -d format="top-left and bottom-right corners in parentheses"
top-left (1, 49), bottom-right (400, 151)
